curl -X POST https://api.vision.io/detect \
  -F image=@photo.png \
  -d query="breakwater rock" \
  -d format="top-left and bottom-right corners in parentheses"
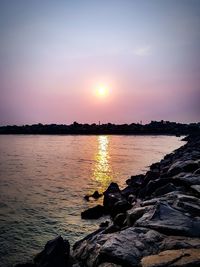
top-left (15, 134), bottom-right (200, 267)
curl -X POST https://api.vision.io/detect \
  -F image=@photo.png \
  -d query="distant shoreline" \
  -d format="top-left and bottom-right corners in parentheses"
top-left (0, 120), bottom-right (199, 136)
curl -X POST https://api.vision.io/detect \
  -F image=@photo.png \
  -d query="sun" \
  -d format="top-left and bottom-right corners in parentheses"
top-left (96, 85), bottom-right (109, 97)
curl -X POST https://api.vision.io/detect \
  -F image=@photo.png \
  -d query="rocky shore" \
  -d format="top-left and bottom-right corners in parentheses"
top-left (15, 134), bottom-right (200, 267)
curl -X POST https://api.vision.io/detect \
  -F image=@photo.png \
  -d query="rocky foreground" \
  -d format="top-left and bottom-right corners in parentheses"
top-left (16, 135), bottom-right (200, 267)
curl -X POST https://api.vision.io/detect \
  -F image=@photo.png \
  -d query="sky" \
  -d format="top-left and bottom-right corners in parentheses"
top-left (0, 0), bottom-right (200, 125)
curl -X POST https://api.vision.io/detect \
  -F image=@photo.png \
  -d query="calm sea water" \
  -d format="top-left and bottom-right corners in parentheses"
top-left (0, 135), bottom-right (184, 266)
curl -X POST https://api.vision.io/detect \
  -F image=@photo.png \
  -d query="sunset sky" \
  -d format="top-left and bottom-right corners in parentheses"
top-left (0, 0), bottom-right (199, 125)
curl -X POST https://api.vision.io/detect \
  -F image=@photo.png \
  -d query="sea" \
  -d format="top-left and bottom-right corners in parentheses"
top-left (0, 135), bottom-right (184, 266)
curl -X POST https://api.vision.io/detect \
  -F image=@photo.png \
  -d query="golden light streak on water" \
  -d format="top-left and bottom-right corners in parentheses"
top-left (92, 136), bottom-right (113, 191)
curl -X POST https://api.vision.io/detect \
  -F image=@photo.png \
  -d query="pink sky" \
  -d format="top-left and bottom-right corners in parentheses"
top-left (0, 0), bottom-right (199, 125)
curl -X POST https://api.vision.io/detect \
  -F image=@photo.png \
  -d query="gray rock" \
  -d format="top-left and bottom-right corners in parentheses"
top-left (34, 236), bottom-right (70, 267)
top-left (191, 184), bottom-right (200, 195)
top-left (152, 183), bottom-right (177, 197)
top-left (103, 183), bottom-right (124, 214)
top-left (168, 160), bottom-right (199, 176)
top-left (135, 202), bottom-right (200, 237)
top-left (194, 168), bottom-right (200, 174)
top-left (99, 228), bottom-right (163, 266)
top-left (127, 207), bottom-right (149, 226)
top-left (113, 213), bottom-right (127, 227)
top-left (111, 199), bottom-right (132, 217)
top-left (172, 172), bottom-right (200, 186)
top-left (177, 200), bottom-right (200, 216)
top-left (73, 227), bottom-right (164, 267)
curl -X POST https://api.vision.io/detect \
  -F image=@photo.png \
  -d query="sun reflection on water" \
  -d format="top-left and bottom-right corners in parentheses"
top-left (92, 136), bottom-right (113, 192)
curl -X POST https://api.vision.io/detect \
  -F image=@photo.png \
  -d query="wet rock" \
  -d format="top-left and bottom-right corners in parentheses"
top-left (81, 205), bottom-right (105, 219)
top-left (84, 191), bottom-right (103, 201)
top-left (92, 190), bottom-right (103, 199)
top-left (103, 183), bottom-right (125, 214)
top-left (104, 182), bottom-right (121, 194)
top-left (135, 202), bottom-right (200, 237)
top-left (141, 248), bottom-right (200, 267)
top-left (84, 195), bottom-right (90, 201)
top-left (34, 236), bottom-right (70, 267)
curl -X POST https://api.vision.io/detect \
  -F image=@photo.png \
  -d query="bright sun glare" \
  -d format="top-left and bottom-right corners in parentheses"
top-left (96, 85), bottom-right (109, 97)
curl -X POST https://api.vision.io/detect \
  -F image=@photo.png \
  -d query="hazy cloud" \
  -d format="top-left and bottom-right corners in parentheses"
top-left (133, 45), bottom-right (151, 56)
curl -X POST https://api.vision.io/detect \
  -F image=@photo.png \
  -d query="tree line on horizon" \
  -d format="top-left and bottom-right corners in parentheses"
top-left (0, 120), bottom-right (199, 135)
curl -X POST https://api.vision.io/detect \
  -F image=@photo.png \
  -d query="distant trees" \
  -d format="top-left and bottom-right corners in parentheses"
top-left (0, 121), bottom-right (199, 135)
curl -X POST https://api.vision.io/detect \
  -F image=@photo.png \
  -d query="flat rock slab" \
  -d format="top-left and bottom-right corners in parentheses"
top-left (135, 202), bottom-right (200, 237)
top-left (99, 228), bottom-right (163, 266)
top-left (141, 248), bottom-right (200, 267)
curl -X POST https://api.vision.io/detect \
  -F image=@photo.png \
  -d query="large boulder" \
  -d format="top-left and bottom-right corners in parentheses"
top-left (74, 224), bottom-right (200, 267)
top-left (73, 227), bottom-right (164, 267)
top-left (34, 236), bottom-right (70, 267)
top-left (103, 183), bottom-right (125, 214)
top-left (135, 202), bottom-right (200, 237)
